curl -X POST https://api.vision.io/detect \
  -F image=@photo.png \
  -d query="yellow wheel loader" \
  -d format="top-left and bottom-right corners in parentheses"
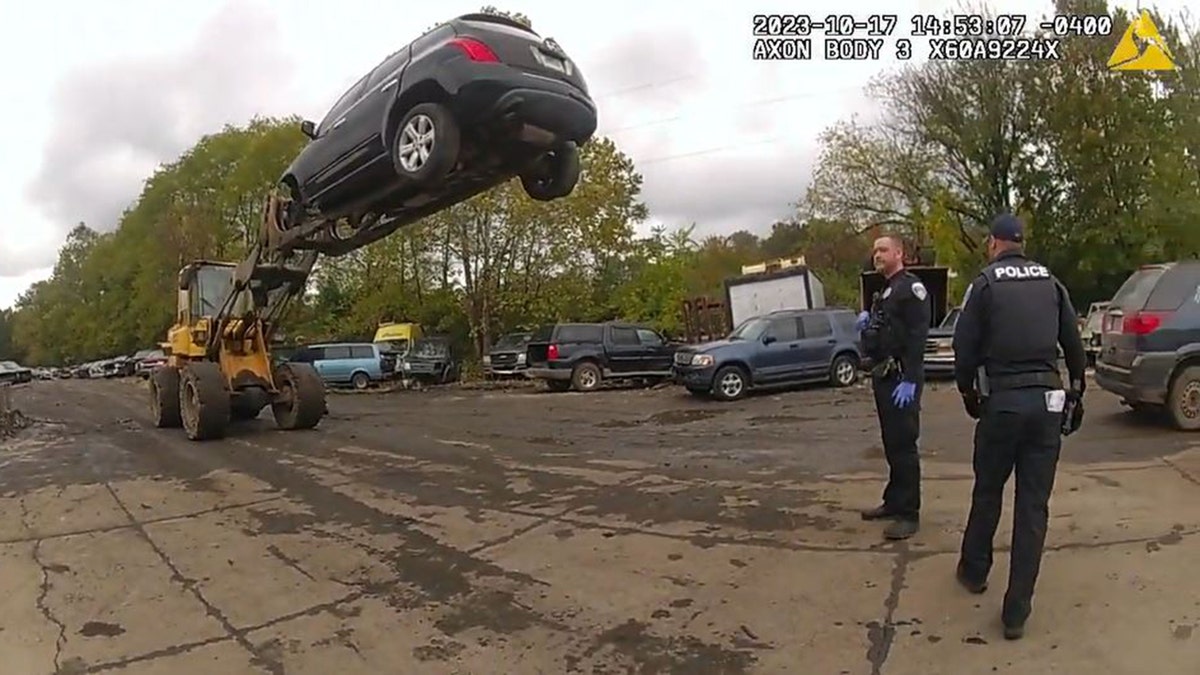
top-left (149, 194), bottom-right (338, 441)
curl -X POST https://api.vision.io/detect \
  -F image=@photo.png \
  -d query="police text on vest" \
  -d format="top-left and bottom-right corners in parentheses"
top-left (995, 265), bottom-right (1049, 279)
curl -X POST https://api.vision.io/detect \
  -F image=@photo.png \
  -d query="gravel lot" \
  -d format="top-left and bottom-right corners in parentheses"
top-left (0, 375), bottom-right (1196, 674)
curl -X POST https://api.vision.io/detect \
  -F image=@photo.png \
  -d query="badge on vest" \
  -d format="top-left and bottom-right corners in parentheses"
top-left (882, 287), bottom-right (893, 299)
top-left (994, 265), bottom-right (1049, 280)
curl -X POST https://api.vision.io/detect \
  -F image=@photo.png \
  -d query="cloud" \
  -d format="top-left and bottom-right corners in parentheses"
top-left (638, 150), bottom-right (814, 239)
top-left (24, 0), bottom-right (296, 238)
top-left (0, 240), bottom-right (57, 277)
top-left (0, 266), bottom-right (52, 310)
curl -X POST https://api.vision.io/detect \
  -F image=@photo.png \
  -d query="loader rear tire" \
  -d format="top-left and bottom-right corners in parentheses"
top-left (272, 362), bottom-right (325, 431)
top-left (149, 366), bottom-right (182, 428)
top-left (179, 362), bottom-right (230, 441)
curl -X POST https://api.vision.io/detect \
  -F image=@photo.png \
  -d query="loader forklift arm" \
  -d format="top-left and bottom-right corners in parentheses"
top-left (155, 191), bottom-right (431, 441)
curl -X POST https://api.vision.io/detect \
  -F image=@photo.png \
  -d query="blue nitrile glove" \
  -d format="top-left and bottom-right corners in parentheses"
top-left (856, 311), bottom-right (870, 331)
top-left (892, 381), bottom-right (916, 408)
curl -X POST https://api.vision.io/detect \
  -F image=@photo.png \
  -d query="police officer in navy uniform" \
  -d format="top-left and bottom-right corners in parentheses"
top-left (952, 214), bottom-right (1087, 640)
top-left (856, 234), bottom-right (931, 540)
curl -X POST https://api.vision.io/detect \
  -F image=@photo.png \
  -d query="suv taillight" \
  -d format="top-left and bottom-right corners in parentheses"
top-left (547, 344), bottom-right (559, 360)
top-left (449, 37), bottom-right (500, 62)
top-left (1122, 311), bottom-right (1171, 335)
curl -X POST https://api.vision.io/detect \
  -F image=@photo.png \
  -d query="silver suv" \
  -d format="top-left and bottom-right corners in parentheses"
top-left (1095, 262), bottom-right (1200, 430)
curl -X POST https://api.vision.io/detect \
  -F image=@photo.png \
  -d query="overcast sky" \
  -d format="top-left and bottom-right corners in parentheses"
top-left (0, 0), bottom-right (1189, 309)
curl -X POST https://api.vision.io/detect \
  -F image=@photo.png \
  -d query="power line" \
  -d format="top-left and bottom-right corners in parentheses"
top-left (601, 86), bottom-right (862, 136)
top-left (592, 73), bottom-right (703, 101)
top-left (635, 134), bottom-right (794, 166)
top-left (587, 82), bottom-right (865, 167)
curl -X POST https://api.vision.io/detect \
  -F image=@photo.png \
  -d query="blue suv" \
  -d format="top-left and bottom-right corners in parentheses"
top-left (288, 342), bottom-right (396, 389)
top-left (672, 308), bottom-right (862, 401)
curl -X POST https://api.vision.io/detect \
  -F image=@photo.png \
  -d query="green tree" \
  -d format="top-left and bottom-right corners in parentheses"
top-left (804, 0), bottom-right (1200, 307)
top-left (614, 225), bottom-right (699, 336)
top-left (0, 309), bottom-right (19, 362)
top-left (10, 117), bottom-right (308, 363)
top-left (423, 136), bottom-right (647, 356)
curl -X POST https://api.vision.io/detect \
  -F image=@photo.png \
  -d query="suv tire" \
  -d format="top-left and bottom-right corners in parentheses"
top-left (571, 361), bottom-right (602, 392)
top-left (712, 365), bottom-right (748, 402)
top-left (1167, 365), bottom-right (1200, 431)
top-left (829, 353), bottom-right (858, 387)
top-left (392, 102), bottom-right (460, 184)
top-left (520, 142), bottom-right (580, 201)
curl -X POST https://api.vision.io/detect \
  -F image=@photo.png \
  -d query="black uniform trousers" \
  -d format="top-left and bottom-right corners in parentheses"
top-left (871, 371), bottom-right (921, 520)
top-left (959, 386), bottom-right (1063, 626)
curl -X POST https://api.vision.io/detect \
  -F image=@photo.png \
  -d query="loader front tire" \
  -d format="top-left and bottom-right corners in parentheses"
top-left (150, 366), bottom-right (182, 428)
top-left (179, 361), bottom-right (230, 441)
top-left (272, 362), bottom-right (325, 431)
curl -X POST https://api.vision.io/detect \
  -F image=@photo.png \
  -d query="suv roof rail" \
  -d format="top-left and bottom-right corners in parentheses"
top-left (455, 12), bottom-right (540, 34)
top-left (766, 307), bottom-right (844, 315)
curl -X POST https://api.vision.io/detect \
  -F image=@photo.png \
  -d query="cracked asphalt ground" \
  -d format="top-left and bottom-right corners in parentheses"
top-left (1, 375), bottom-right (1198, 675)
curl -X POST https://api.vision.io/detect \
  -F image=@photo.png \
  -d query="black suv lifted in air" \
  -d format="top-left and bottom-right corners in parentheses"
top-left (281, 12), bottom-right (597, 236)
top-left (1095, 261), bottom-right (1200, 430)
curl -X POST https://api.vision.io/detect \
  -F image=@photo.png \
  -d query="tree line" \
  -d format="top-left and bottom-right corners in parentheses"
top-left (3, 0), bottom-right (1197, 370)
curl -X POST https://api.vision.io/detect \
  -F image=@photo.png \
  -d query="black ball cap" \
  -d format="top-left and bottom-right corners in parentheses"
top-left (990, 213), bottom-right (1024, 242)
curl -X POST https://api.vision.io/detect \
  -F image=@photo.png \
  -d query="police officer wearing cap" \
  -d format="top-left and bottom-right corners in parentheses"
top-left (856, 234), bottom-right (931, 540)
top-left (952, 214), bottom-right (1087, 640)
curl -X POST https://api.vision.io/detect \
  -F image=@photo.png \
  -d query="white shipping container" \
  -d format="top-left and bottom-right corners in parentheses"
top-left (725, 268), bottom-right (825, 329)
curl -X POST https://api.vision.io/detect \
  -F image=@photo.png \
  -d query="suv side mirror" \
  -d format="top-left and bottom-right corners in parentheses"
top-left (762, 334), bottom-right (777, 345)
top-left (300, 120), bottom-right (317, 139)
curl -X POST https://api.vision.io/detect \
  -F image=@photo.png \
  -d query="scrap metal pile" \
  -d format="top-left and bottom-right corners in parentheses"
top-left (0, 384), bottom-right (30, 438)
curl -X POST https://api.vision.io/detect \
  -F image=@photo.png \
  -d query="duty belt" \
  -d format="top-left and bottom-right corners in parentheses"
top-left (870, 356), bottom-right (901, 378)
top-left (986, 371), bottom-right (1062, 392)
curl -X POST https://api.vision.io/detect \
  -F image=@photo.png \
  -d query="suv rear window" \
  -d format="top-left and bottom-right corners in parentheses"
top-left (833, 312), bottom-right (858, 335)
top-left (1110, 266), bottom-right (1169, 310)
top-left (555, 324), bottom-right (604, 343)
top-left (1144, 263), bottom-right (1200, 311)
top-left (802, 314), bottom-right (833, 338)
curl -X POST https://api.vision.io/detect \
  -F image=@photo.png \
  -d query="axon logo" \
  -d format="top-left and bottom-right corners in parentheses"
top-left (995, 265), bottom-right (1050, 280)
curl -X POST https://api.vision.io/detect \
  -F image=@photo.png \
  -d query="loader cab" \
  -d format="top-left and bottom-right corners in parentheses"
top-left (177, 262), bottom-right (238, 323)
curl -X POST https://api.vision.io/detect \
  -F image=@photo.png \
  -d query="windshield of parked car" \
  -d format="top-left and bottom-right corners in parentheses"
top-left (494, 333), bottom-right (531, 350)
top-left (375, 339), bottom-right (408, 354)
top-left (411, 339), bottom-right (449, 357)
top-left (728, 318), bottom-right (769, 340)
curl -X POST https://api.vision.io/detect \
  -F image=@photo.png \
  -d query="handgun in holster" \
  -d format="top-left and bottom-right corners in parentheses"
top-left (870, 356), bottom-right (900, 378)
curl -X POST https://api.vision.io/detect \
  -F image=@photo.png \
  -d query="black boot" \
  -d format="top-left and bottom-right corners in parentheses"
top-left (955, 562), bottom-right (988, 594)
top-left (860, 504), bottom-right (900, 520)
top-left (884, 519), bottom-right (919, 540)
